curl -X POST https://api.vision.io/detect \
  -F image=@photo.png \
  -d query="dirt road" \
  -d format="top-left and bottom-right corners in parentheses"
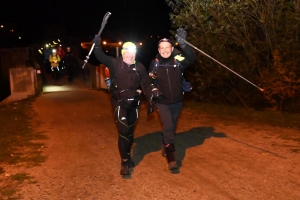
top-left (15, 77), bottom-right (300, 199)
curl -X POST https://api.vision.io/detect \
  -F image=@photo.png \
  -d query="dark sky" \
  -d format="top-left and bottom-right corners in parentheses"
top-left (0, 0), bottom-right (173, 44)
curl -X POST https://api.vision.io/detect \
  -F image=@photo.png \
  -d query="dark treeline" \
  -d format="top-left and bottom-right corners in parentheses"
top-left (167, 0), bottom-right (300, 112)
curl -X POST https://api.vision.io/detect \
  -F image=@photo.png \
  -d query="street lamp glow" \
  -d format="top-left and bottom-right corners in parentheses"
top-left (103, 41), bottom-right (107, 45)
top-left (1, 25), bottom-right (3, 28)
top-left (139, 42), bottom-right (142, 46)
top-left (19, 37), bottom-right (21, 39)
top-left (118, 42), bottom-right (122, 45)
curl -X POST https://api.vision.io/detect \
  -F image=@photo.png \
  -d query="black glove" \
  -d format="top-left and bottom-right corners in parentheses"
top-left (151, 88), bottom-right (162, 99)
top-left (147, 102), bottom-right (155, 115)
top-left (176, 28), bottom-right (187, 47)
top-left (92, 35), bottom-right (101, 47)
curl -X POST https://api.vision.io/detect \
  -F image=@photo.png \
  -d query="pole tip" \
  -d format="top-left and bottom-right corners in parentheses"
top-left (259, 88), bottom-right (264, 92)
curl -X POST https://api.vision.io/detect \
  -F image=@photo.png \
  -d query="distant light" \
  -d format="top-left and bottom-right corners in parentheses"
top-left (150, 36), bottom-right (152, 38)
top-left (10, 29), bottom-right (14, 32)
top-left (103, 41), bottom-right (107, 45)
top-left (139, 42), bottom-right (142, 46)
top-left (157, 36), bottom-right (160, 38)
top-left (106, 50), bottom-right (108, 52)
top-left (58, 39), bottom-right (61, 42)
top-left (18, 37), bottom-right (21, 39)
top-left (118, 42), bottom-right (122, 45)
top-left (43, 85), bottom-right (78, 92)
top-left (1, 25), bottom-right (3, 28)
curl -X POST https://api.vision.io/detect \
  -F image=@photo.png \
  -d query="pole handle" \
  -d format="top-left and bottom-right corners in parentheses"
top-left (82, 12), bottom-right (112, 69)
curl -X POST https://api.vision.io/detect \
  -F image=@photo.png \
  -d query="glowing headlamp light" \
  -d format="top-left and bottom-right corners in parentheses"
top-left (123, 47), bottom-right (137, 53)
top-left (121, 42), bottom-right (137, 54)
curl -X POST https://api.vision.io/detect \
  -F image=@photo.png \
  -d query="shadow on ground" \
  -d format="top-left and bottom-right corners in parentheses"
top-left (132, 126), bottom-right (226, 173)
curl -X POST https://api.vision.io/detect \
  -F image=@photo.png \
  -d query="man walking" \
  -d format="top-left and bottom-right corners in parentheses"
top-left (148, 28), bottom-right (196, 170)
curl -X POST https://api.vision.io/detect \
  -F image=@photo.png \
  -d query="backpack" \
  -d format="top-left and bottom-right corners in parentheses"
top-left (153, 58), bottom-right (192, 92)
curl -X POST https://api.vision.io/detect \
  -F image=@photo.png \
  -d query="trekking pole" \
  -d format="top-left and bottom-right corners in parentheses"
top-left (175, 35), bottom-right (264, 92)
top-left (82, 12), bottom-right (112, 69)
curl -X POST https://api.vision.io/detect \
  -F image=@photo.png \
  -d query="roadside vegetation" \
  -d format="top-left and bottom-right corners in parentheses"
top-left (166, 0), bottom-right (300, 112)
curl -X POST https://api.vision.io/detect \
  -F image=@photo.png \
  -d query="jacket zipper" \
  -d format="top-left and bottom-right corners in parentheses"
top-left (166, 68), bottom-right (173, 102)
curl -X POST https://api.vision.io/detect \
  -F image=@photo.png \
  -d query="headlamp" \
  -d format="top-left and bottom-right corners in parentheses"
top-left (123, 47), bottom-right (137, 53)
top-left (121, 42), bottom-right (137, 54)
top-left (158, 38), bottom-right (173, 46)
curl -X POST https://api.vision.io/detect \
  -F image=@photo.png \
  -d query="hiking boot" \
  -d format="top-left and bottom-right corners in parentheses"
top-left (120, 160), bottom-right (129, 175)
top-left (165, 143), bottom-right (177, 170)
top-left (168, 161), bottom-right (178, 170)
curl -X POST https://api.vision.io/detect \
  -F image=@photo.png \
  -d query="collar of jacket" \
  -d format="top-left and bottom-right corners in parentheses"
top-left (156, 52), bottom-right (174, 63)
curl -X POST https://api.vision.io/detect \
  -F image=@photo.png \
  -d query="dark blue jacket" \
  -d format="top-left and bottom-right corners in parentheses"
top-left (148, 45), bottom-right (196, 104)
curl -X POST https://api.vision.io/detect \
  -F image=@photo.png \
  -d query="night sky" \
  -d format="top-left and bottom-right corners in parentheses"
top-left (0, 0), bottom-right (175, 66)
top-left (0, 0), bottom-right (172, 44)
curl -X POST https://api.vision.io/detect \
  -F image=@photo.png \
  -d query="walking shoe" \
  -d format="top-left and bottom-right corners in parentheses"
top-left (164, 143), bottom-right (177, 170)
top-left (120, 160), bottom-right (129, 175)
top-left (168, 161), bottom-right (178, 170)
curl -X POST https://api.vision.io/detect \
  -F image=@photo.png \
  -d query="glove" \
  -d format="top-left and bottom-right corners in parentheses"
top-left (92, 35), bottom-right (101, 47)
top-left (176, 28), bottom-right (187, 47)
top-left (151, 88), bottom-right (162, 99)
top-left (147, 102), bottom-right (155, 115)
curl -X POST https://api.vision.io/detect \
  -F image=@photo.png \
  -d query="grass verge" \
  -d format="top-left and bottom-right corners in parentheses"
top-left (183, 100), bottom-right (300, 129)
top-left (0, 97), bottom-right (48, 199)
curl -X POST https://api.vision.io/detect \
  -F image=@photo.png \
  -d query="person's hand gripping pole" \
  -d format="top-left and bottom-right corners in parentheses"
top-left (82, 12), bottom-right (111, 69)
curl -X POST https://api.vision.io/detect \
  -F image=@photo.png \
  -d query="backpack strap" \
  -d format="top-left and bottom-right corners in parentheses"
top-left (111, 60), bottom-right (140, 91)
top-left (153, 58), bottom-right (159, 73)
top-left (153, 58), bottom-right (187, 83)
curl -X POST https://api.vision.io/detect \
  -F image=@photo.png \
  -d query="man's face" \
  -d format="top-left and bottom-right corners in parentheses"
top-left (122, 51), bottom-right (136, 65)
top-left (158, 42), bottom-right (174, 58)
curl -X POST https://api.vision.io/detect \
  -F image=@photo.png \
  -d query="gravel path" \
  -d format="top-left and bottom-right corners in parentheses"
top-left (14, 76), bottom-right (300, 200)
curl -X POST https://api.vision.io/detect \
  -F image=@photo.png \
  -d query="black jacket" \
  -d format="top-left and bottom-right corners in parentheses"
top-left (64, 51), bottom-right (77, 67)
top-left (94, 46), bottom-right (152, 102)
top-left (148, 45), bottom-right (196, 104)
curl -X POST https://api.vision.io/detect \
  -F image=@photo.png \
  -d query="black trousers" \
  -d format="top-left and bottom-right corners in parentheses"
top-left (156, 101), bottom-right (182, 144)
top-left (66, 65), bottom-right (75, 82)
top-left (51, 67), bottom-right (59, 80)
top-left (111, 96), bottom-right (139, 160)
